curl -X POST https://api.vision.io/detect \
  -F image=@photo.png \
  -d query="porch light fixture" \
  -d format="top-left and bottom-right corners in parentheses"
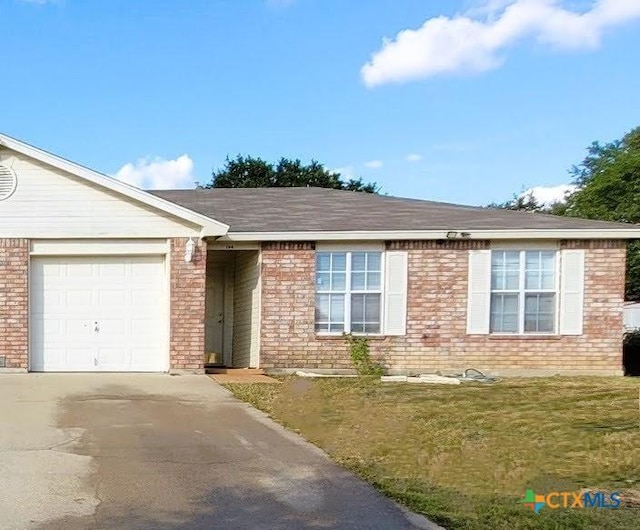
top-left (185, 238), bottom-right (196, 263)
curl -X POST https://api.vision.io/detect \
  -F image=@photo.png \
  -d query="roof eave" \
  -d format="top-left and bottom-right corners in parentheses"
top-left (218, 228), bottom-right (640, 241)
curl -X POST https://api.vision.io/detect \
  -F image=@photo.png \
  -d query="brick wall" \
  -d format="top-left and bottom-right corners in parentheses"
top-left (169, 238), bottom-right (207, 372)
top-left (0, 239), bottom-right (29, 370)
top-left (259, 240), bottom-right (626, 376)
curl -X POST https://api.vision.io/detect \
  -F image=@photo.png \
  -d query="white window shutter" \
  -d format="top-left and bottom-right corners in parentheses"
top-left (560, 249), bottom-right (585, 335)
top-left (384, 251), bottom-right (408, 335)
top-left (467, 250), bottom-right (491, 334)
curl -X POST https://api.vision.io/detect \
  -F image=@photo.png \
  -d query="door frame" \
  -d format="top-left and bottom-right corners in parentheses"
top-left (28, 239), bottom-right (171, 372)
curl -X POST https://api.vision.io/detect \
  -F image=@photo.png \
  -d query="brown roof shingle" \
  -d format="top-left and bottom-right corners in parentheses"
top-left (150, 187), bottom-right (636, 233)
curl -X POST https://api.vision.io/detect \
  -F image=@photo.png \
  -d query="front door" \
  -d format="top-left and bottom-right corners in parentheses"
top-left (205, 267), bottom-right (225, 363)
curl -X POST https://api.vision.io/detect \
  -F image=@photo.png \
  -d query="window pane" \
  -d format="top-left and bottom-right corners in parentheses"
top-left (540, 251), bottom-right (556, 270)
top-left (332, 253), bottom-right (347, 271)
top-left (367, 253), bottom-right (381, 271)
top-left (525, 272), bottom-right (540, 290)
top-left (491, 269), bottom-right (505, 290)
top-left (331, 272), bottom-right (346, 291)
top-left (365, 294), bottom-right (381, 323)
top-left (316, 253), bottom-right (331, 272)
top-left (525, 251), bottom-right (540, 270)
top-left (505, 251), bottom-right (520, 268)
top-left (351, 294), bottom-right (381, 334)
top-left (525, 251), bottom-right (556, 290)
top-left (351, 294), bottom-right (364, 321)
top-left (315, 293), bottom-right (345, 333)
top-left (491, 251), bottom-right (520, 290)
top-left (524, 293), bottom-right (555, 333)
top-left (330, 294), bottom-right (345, 322)
top-left (316, 272), bottom-right (330, 290)
top-left (315, 294), bottom-right (330, 321)
top-left (490, 293), bottom-right (519, 333)
top-left (367, 272), bottom-right (381, 290)
top-left (504, 271), bottom-right (519, 290)
top-left (352, 252), bottom-right (366, 271)
top-left (351, 272), bottom-right (366, 290)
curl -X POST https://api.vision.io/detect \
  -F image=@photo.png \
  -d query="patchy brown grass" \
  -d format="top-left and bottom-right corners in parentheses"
top-left (225, 377), bottom-right (640, 529)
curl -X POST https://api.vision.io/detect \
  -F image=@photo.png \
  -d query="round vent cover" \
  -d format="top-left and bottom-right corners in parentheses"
top-left (0, 164), bottom-right (17, 200)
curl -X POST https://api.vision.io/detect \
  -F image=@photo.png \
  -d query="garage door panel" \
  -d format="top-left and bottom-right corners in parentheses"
top-left (30, 256), bottom-right (167, 372)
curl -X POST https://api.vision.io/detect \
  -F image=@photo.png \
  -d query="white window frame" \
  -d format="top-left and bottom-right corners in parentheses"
top-left (490, 249), bottom-right (560, 335)
top-left (315, 250), bottom-right (385, 335)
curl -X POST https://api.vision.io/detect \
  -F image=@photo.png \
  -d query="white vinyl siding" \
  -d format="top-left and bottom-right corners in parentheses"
top-left (467, 246), bottom-right (586, 336)
top-left (232, 251), bottom-right (261, 367)
top-left (0, 151), bottom-right (201, 238)
top-left (315, 249), bottom-right (407, 335)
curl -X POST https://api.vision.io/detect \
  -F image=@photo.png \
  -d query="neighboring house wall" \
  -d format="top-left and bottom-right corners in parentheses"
top-left (0, 150), bottom-right (201, 238)
top-left (170, 238), bottom-right (207, 372)
top-left (260, 240), bottom-right (625, 375)
top-left (623, 303), bottom-right (640, 331)
top-left (232, 251), bottom-right (261, 368)
top-left (0, 239), bottom-right (29, 370)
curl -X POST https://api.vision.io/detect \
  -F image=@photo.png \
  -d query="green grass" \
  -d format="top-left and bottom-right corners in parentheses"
top-left (225, 377), bottom-right (640, 529)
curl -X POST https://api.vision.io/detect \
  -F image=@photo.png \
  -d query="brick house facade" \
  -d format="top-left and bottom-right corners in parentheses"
top-left (1, 134), bottom-right (636, 375)
top-left (0, 239), bottom-right (29, 370)
top-left (259, 239), bottom-right (626, 376)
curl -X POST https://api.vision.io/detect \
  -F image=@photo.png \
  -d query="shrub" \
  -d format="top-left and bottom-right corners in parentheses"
top-left (344, 334), bottom-right (384, 377)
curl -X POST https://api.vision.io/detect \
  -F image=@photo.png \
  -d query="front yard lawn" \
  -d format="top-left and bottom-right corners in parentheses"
top-left (225, 377), bottom-right (640, 529)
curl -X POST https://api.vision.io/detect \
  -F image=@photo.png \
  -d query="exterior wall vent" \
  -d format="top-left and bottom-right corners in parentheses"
top-left (0, 356), bottom-right (6, 368)
top-left (0, 164), bottom-right (17, 201)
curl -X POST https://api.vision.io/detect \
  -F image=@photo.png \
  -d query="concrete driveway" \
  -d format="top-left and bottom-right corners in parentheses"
top-left (0, 374), bottom-right (436, 529)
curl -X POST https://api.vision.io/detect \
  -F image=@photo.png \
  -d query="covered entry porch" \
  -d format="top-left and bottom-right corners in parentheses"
top-left (204, 248), bottom-right (261, 368)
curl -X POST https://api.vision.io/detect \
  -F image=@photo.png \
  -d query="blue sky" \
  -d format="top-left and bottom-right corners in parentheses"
top-left (1, 0), bottom-right (639, 205)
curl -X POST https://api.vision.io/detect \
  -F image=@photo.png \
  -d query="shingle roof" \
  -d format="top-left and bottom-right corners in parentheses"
top-left (150, 187), bottom-right (636, 233)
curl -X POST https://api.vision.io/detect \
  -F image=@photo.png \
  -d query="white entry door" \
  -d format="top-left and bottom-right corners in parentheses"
top-left (30, 256), bottom-right (167, 372)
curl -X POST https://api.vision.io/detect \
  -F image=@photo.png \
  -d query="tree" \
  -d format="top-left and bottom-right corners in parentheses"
top-left (488, 190), bottom-right (569, 215)
top-left (201, 155), bottom-right (379, 193)
top-left (492, 126), bottom-right (640, 300)
top-left (563, 127), bottom-right (640, 300)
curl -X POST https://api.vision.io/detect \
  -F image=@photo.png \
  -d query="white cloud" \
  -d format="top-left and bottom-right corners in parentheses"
top-left (406, 153), bottom-right (423, 162)
top-left (361, 0), bottom-right (640, 87)
top-left (114, 155), bottom-right (195, 190)
top-left (522, 183), bottom-right (577, 205)
top-left (365, 160), bottom-right (384, 169)
top-left (331, 165), bottom-right (356, 179)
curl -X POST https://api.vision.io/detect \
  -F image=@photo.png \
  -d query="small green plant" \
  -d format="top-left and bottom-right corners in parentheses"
top-left (344, 334), bottom-right (384, 377)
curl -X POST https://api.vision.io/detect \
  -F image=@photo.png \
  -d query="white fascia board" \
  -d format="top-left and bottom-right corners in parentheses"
top-left (0, 133), bottom-right (229, 237)
top-left (219, 228), bottom-right (640, 241)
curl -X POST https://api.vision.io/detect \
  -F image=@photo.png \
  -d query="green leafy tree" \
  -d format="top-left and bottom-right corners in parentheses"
top-left (493, 127), bottom-right (640, 299)
top-left (489, 190), bottom-right (569, 215)
top-left (202, 155), bottom-right (379, 193)
top-left (564, 127), bottom-right (640, 300)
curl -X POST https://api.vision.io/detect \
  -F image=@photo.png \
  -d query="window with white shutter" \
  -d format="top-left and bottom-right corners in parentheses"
top-left (467, 247), bottom-right (585, 336)
top-left (314, 249), bottom-right (407, 336)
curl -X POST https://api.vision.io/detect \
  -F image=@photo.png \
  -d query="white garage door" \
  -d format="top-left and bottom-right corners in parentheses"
top-left (30, 256), bottom-right (167, 372)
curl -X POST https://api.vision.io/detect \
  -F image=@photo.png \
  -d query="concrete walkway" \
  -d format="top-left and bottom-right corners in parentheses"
top-left (0, 374), bottom-right (438, 529)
